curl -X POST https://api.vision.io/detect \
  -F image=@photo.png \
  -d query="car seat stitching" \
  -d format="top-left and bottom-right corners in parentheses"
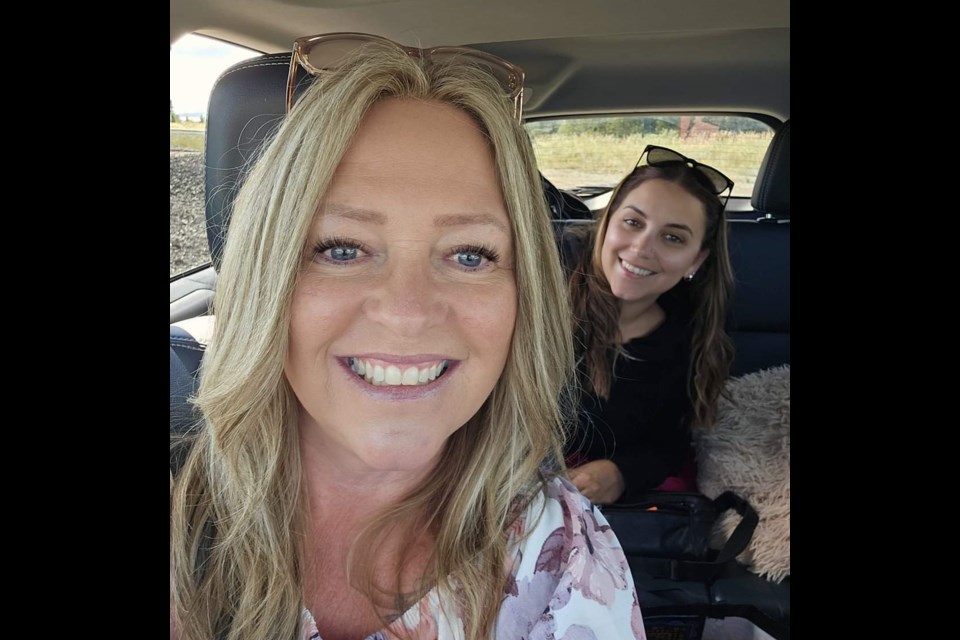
top-left (170, 338), bottom-right (208, 351)
top-left (211, 60), bottom-right (290, 92)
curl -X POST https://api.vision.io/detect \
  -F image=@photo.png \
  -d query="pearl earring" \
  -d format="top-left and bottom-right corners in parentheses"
top-left (684, 272), bottom-right (696, 281)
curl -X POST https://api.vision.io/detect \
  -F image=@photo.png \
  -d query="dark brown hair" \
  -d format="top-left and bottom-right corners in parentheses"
top-left (567, 163), bottom-right (734, 428)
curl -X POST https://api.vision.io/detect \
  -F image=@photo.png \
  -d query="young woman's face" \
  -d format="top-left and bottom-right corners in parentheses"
top-left (600, 178), bottom-right (709, 305)
top-left (285, 98), bottom-right (517, 475)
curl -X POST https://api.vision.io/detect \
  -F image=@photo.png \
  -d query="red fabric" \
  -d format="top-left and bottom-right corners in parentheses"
top-left (654, 447), bottom-right (698, 492)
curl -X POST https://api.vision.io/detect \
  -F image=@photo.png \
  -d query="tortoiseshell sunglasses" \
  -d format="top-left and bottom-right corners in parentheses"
top-left (286, 32), bottom-right (525, 122)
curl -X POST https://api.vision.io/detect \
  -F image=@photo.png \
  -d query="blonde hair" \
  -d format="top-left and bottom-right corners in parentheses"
top-left (170, 43), bottom-right (575, 640)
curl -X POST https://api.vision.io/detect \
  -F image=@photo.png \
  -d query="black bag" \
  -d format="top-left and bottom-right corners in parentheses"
top-left (601, 491), bottom-right (758, 580)
top-left (601, 491), bottom-right (790, 640)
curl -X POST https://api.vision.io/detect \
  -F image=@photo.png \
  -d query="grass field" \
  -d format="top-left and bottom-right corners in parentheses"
top-left (530, 131), bottom-right (773, 197)
top-left (167, 121), bottom-right (772, 197)
top-left (169, 134), bottom-right (204, 152)
top-left (170, 124), bottom-right (205, 152)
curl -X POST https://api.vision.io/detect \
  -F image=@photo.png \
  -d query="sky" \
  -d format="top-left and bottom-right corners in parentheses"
top-left (170, 34), bottom-right (261, 115)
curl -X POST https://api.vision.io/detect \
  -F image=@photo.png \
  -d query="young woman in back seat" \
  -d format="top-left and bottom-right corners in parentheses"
top-left (562, 145), bottom-right (735, 505)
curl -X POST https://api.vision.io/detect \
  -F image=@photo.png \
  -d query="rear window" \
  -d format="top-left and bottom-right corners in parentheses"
top-left (525, 115), bottom-right (774, 199)
top-left (170, 34), bottom-right (260, 277)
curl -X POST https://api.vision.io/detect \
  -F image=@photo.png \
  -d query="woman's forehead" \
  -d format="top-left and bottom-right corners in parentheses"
top-left (321, 98), bottom-right (511, 230)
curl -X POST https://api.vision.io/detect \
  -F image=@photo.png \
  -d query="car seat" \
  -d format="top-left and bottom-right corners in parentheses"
top-left (726, 118), bottom-right (790, 376)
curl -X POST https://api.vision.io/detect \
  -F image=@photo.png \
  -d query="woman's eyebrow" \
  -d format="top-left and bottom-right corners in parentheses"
top-left (322, 204), bottom-right (387, 224)
top-left (433, 212), bottom-right (509, 234)
top-left (321, 206), bottom-right (507, 234)
top-left (623, 205), bottom-right (693, 234)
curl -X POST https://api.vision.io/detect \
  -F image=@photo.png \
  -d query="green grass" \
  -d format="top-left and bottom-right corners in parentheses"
top-left (170, 130), bottom-right (205, 152)
top-left (167, 123), bottom-right (772, 196)
top-left (530, 132), bottom-right (773, 197)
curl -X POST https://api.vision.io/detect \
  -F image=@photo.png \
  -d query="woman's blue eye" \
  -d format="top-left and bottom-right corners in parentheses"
top-left (455, 252), bottom-right (484, 268)
top-left (329, 246), bottom-right (358, 261)
top-left (312, 237), bottom-right (364, 264)
top-left (450, 245), bottom-right (499, 270)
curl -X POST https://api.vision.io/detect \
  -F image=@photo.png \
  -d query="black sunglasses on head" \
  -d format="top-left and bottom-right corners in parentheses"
top-left (636, 144), bottom-right (734, 207)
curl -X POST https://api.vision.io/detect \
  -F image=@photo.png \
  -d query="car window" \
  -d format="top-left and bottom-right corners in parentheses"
top-left (525, 115), bottom-right (774, 199)
top-left (170, 34), bottom-right (260, 277)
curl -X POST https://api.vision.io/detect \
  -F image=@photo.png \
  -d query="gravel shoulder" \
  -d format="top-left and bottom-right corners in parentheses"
top-left (170, 151), bottom-right (209, 277)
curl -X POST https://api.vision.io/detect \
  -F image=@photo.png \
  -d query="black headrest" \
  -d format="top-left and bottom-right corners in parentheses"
top-left (542, 174), bottom-right (592, 220)
top-left (750, 119), bottom-right (790, 218)
top-left (205, 53), bottom-right (294, 271)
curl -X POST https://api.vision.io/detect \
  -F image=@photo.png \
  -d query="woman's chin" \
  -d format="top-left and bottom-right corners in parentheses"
top-left (357, 437), bottom-right (447, 474)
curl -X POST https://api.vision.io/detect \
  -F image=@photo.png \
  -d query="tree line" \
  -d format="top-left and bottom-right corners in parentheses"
top-left (170, 100), bottom-right (205, 123)
top-left (526, 116), bottom-right (769, 138)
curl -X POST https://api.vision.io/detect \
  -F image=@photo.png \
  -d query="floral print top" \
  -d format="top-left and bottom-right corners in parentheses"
top-left (300, 476), bottom-right (646, 639)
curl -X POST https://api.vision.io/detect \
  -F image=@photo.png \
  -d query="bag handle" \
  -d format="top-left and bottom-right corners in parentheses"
top-left (632, 491), bottom-right (759, 583)
top-left (710, 491), bottom-right (759, 565)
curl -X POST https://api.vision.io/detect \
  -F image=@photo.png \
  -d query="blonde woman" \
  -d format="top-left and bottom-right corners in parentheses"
top-left (170, 34), bottom-right (644, 640)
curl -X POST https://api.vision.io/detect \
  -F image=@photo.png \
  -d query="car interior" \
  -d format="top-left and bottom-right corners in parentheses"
top-left (170, 1), bottom-right (790, 636)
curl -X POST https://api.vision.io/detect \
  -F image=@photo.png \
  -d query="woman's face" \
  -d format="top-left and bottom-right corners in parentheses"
top-left (600, 178), bottom-right (709, 305)
top-left (285, 98), bottom-right (517, 475)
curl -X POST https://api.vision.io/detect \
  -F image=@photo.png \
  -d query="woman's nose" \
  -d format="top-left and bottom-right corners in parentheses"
top-left (629, 230), bottom-right (654, 256)
top-left (361, 258), bottom-right (448, 336)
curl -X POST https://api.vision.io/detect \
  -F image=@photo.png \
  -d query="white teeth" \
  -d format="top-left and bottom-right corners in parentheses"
top-left (401, 367), bottom-right (420, 385)
top-left (384, 365), bottom-right (402, 385)
top-left (348, 358), bottom-right (448, 387)
top-left (621, 259), bottom-right (654, 277)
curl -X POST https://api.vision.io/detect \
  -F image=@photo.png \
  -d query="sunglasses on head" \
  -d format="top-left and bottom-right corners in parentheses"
top-left (636, 144), bottom-right (734, 207)
top-left (286, 32), bottom-right (525, 121)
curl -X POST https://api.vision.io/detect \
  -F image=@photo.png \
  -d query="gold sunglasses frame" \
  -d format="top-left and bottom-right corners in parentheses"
top-left (286, 32), bottom-right (525, 122)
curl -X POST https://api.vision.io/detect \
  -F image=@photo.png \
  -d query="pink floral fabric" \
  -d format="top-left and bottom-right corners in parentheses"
top-left (301, 476), bottom-right (645, 639)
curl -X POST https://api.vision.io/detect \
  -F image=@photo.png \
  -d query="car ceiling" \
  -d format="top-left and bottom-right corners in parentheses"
top-left (170, 0), bottom-right (790, 120)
